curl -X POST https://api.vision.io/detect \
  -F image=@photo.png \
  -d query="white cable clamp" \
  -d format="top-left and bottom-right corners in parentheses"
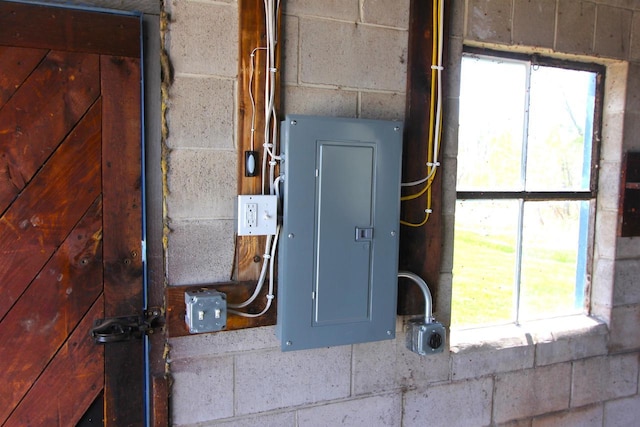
top-left (426, 161), bottom-right (440, 167)
top-left (269, 160), bottom-right (277, 166)
top-left (263, 142), bottom-right (273, 148)
top-left (425, 209), bottom-right (433, 214)
top-left (266, 294), bottom-right (275, 300)
top-left (263, 254), bottom-right (271, 260)
top-left (431, 65), bottom-right (444, 70)
top-left (268, 67), bottom-right (277, 73)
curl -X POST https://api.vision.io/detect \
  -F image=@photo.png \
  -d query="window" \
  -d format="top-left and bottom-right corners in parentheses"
top-left (452, 49), bottom-right (604, 328)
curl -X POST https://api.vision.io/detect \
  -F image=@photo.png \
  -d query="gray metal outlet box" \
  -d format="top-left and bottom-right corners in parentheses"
top-left (277, 115), bottom-right (403, 351)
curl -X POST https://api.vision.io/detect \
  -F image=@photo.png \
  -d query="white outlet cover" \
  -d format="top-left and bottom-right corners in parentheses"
top-left (237, 195), bottom-right (278, 236)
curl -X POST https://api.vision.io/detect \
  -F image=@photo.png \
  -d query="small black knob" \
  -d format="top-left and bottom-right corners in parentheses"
top-left (429, 332), bottom-right (442, 349)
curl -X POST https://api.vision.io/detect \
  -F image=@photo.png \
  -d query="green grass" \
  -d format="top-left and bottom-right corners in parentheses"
top-left (451, 228), bottom-right (579, 328)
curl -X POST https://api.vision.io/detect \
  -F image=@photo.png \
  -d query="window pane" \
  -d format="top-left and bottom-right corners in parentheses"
top-left (452, 200), bottom-right (519, 327)
top-left (458, 57), bottom-right (526, 191)
top-left (519, 201), bottom-right (585, 321)
top-left (526, 67), bottom-right (596, 191)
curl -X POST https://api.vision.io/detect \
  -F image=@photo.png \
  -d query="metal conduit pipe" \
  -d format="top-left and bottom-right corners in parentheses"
top-left (398, 271), bottom-right (433, 322)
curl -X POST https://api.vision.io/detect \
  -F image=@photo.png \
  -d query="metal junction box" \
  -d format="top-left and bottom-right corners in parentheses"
top-left (277, 115), bottom-right (403, 351)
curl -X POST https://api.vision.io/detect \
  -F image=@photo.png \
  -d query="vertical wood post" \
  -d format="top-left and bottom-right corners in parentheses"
top-left (235, 0), bottom-right (282, 281)
top-left (398, 0), bottom-right (447, 315)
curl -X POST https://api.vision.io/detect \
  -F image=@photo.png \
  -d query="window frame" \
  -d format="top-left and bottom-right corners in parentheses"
top-left (454, 47), bottom-right (606, 326)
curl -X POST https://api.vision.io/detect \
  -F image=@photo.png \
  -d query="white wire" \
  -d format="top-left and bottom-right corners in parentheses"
top-left (229, 225), bottom-right (280, 317)
top-left (249, 47), bottom-right (266, 152)
top-left (400, 0), bottom-right (444, 188)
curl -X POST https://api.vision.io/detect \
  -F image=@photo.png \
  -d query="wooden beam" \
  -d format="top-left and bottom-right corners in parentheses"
top-left (235, 0), bottom-right (282, 282)
top-left (166, 281), bottom-right (277, 337)
top-left (398, 0), bottom-right (448, 315)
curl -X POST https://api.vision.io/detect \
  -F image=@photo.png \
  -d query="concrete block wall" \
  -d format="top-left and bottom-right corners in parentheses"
top-left (165, 0), bottom-right (640, 425)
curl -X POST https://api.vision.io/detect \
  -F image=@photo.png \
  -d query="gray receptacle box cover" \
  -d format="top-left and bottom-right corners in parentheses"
top-left (277, 115), bottom-right (403, 351)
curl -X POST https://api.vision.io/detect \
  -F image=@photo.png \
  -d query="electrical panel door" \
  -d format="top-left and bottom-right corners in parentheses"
top-left (277, 115), bottom-right (403, 351)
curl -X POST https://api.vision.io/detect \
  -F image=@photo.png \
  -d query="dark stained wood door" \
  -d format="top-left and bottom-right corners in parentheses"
top-left (0, 2), bottom-right (144, 425)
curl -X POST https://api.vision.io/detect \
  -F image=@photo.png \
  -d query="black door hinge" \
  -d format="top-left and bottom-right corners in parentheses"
top-left (91, 308), bottom-right (164, 344)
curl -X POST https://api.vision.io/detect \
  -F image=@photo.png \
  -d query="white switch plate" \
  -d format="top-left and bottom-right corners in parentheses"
top-left (237, 195), bottom-right (278, 235)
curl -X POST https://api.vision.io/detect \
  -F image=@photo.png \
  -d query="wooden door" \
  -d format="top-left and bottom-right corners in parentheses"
top-left (0, 2), bottom-right (144, 425)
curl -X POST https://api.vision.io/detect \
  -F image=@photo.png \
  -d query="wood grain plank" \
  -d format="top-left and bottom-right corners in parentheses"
top-left (0, 2), bottom-right (140, 58)
top-left (0, 50), bottom-right (100, 213)
top-left (101, 54), bottom-right (144, 427)
top-left (398, 0), bottom-right (445, 315)
top-left (0, 99), bottom-right (102, 320)
top-left (0, 196), bottom-right (103, 425)
top-left (235, 0), bottom-right (282, 282)
top-left (0, 46), bottom-right (48, 109)
top-left (166, 281), bottom-right (277, 337)
top-left (4, 295), bottom-right (105, 427)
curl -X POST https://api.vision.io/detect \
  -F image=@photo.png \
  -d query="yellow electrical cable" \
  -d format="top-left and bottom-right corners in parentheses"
top-left (400, 0), bottom-right (441, 227)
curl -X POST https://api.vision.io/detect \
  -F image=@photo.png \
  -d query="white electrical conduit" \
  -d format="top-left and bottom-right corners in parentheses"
top-left (397, 271), bottom-right (434, 322)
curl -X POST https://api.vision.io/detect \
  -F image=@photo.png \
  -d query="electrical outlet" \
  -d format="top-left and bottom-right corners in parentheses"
top-left (237, 195), bottom-right (278, 235)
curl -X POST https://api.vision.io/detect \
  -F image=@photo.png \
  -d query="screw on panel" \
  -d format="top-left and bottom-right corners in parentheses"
top-left (286, 341), bottom-right (292, 346)
top-left (288, 233), bottom-right (294, 239)
top-left (290, 120), bottom-right (297, 125)
top-left (394, 126), bottom-right (400, 131)
top-left (386, 330), bottom-right (392, 335)
top-left (390, 231), bottom-right (396, 237)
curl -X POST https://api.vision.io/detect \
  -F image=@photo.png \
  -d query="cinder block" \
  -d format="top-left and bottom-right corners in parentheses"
top-left (623, 112), bottom-right (640, 152)
top-left (234, 346), bottom-right (351, 415)
top-left (532, 404), bottom-right (603, 427)
top-left (169, 326), bottom-right (279, 360)
top-left (352, 332), bottom-right (450, 395)
top-left (449, 0), bottom-right (465, 38)
top-left (360, 92), bottom-right (406, 121)
top-left (512, 0), bottom-right (555, 48)
top-left (466, 0), bottom-right (512, 44)
top-left (594, 210), bottom-right (619, 261)
top-left (616, 236), bottom-right (640, 260)
top-left (604, 395), bottom-right (640, 427)
top-left (591, 257), bottom-right (614, 310)
top-left (166, 149), bottom-right (237, 220)
top-left (594, 5), bottom-right (632, 60)
top-left (631, 13), bottom-right (640, 62)
top-left (283, 0), bottom-right (359, 22)
top-left (403, 378), bottom-right (493, 427)
top-left (494, 364), bottom-right (571, 423)
top-left (166, 219), bottom-right (235, 285)
top-left (595, 163), bottom-right (621, 212)
top-left (168, 0), bottom-right (238, 76)
top-left (609, 305), bottom-right (640, 352)
top-left (613, 259), bottom-right (640, 306)
top-left (205, 411), bottom-right (296, 427)
top-left (603, 62), bottom-right (629, 115)
top-left (534, 318), bottom-right (608, 366)
top-left (624, 63), bottom-right (640, 113)
top-left (556, 1), bottom-right (595, 55)
top-left (297, 393), bottom-right (402, 427)
top-left (360, 0), bottom-right (409, 29)
top-left (452, 344), bottom-right (534, 381)
top-left (283, 85), bottom-right (357, 117)
top-left (167, 76), bottom-right (234, 150)
top-left (299, 18), bottom-right (408, 92)
top-left (282, 15), bottom-right (299, 85)
top-left (571, 354), bottom-right (638, 407)
top-left (170, 356), bottom-right (234, 425)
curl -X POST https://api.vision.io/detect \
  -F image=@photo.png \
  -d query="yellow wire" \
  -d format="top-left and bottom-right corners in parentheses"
top-left (401, 0), bottom-right (440, 227)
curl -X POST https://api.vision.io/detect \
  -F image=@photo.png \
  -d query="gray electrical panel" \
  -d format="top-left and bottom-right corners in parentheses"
top-left (277, 115), bottom-right (403, 351)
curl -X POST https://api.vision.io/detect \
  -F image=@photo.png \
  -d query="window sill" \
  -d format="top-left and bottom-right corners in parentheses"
top-left (449, 315), bottom-right (608, 358)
